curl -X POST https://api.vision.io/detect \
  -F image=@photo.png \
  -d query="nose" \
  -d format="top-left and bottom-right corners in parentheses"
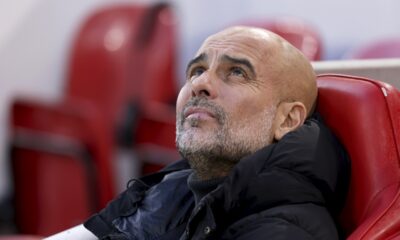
top-left (190, 71), bottom-right (218, 99)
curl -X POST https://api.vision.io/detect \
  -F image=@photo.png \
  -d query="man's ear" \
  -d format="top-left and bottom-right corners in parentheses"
top-left (273, 101), bottom-right (307, 141)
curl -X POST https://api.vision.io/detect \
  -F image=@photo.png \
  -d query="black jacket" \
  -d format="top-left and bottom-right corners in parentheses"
top-left (84, 114), bottom-right (350, 239)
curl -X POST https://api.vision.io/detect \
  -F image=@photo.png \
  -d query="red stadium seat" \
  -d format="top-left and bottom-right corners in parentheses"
top-left (317, 74), bottom-right (400, 239)
top-left (242, 17), bottom-right (323, 61)
top-left (346, 37), bottom-right (400, 59)
top-left (10, 97), bottom-right (115, 236)
top-left (67, 3), bottom-right (178, 128)
top-left (66, 3), bottom-right (179, 173)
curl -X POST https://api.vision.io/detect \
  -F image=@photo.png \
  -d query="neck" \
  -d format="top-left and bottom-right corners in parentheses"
top-left (188, 156), bottom-right (236, 180)
top-left (187, 173), bottom-right (226, 204)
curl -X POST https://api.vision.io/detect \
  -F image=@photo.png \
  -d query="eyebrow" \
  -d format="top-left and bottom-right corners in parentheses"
top-left (221, 55), bottom-right (256, 77)
top-left (185, 53), bottom-right (256, 78)
top-left (186, 53), bottom-right (207, 76)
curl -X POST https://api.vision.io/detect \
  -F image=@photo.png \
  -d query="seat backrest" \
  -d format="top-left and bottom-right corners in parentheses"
top-left (316, 74), bottom-right (400, 239)
top-left (66, 3), bottom-right (178, 129)
top-left (66, 3), bottom-right (178, 163)
top-left (10, 97), bottom-right (115, 236)
top-left (132, 3), bottom-right (178, 107)
top-left (241, 17), bottom-right (323, 60)
top-left (346, 37), bottom-right (400, 59)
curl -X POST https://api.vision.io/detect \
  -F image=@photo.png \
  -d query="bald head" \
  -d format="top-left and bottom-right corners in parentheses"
top-left (201, 26), bottom-right (317, 116)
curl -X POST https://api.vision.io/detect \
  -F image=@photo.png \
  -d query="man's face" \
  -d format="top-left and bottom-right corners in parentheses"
top-left (176, 29), bottom-right (280, 172)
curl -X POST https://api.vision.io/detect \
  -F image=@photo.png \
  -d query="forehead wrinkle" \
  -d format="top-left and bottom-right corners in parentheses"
top-left (203, 39), bottom-right (264, 61)
top-left (197, 40), bottom-right (269, 79)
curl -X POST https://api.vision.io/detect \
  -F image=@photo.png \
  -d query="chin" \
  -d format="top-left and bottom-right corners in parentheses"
top-left (178, 133), bottom-right (217, 150)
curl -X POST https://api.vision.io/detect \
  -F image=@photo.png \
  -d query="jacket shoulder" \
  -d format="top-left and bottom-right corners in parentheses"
top-left (84, 159), bottom-right (191, 239)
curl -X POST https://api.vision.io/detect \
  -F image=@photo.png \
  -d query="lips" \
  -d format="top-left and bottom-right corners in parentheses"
top-left (183, 107), bottom-right (216, 120)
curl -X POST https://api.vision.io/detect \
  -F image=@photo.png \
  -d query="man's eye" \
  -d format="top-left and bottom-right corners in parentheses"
top-left (230, 67), bottom-right (246, 77)
top-left (190, 67), bottom-right (205, 78)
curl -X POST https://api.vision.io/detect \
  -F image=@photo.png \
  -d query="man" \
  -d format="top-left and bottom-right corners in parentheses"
top-left (48, 26), bottom-right (349, 239)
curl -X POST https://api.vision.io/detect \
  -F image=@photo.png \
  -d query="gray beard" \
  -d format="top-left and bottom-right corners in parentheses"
top-left (178, 124), bottom-right (252, 180)
top-left (176, 97), bottom-right (274, 180)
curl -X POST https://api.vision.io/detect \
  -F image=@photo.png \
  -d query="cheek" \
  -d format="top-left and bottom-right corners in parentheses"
top-left (176, 85), bottom-right (191, 114)
top-left (227, 95), bottom-right (273, 124)
top-left (227, 95), bottom-right (261, 115)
